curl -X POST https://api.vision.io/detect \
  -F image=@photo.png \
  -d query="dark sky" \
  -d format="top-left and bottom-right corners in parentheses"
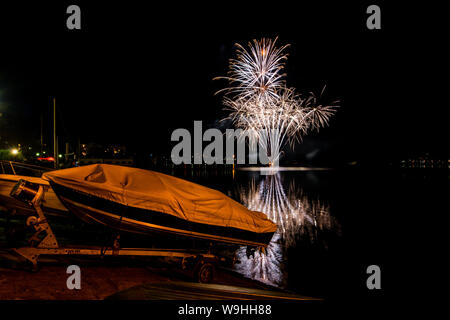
top-left (0, 1), bottom-right (447, 163)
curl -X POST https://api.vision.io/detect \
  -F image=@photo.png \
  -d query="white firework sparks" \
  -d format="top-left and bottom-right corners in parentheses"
top-left (223, 86), bottom-right (338, 164)
top-left (234, 231), bottom-right (284, 287)
top-left (240, 173), bottom-right (338, 247)
top-left (216, 38), bottom-right (339, 165)
top-left (215, 37), bottom-right (289, 102)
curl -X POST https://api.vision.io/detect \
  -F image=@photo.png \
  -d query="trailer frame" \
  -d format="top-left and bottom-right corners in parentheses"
top-left (9, 179), bottom-right (223, 283)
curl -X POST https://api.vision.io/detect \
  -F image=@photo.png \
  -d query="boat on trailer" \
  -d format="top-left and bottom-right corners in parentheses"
top-left (6, 164), bottom-right (276, 281)
top-left (42, 164), bottom-right (277, 247)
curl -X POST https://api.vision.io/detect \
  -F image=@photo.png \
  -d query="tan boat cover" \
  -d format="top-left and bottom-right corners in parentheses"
top-left (42, 164), bottom-right (277, 234)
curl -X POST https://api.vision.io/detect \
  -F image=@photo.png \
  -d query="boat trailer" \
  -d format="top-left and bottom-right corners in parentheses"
top-left (7, 179), bottom-right (224, 283)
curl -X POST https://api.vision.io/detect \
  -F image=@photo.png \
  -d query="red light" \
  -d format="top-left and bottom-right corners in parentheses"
top-left (37, 157), bottom-right (55, 162)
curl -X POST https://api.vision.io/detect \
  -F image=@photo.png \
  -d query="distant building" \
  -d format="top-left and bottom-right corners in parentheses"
top-left (78, 143), bottom-right (134, 167)
top-left (400, 155), bottom-right (449, 169)
top-left (78, 158), bottom-right (134, 166)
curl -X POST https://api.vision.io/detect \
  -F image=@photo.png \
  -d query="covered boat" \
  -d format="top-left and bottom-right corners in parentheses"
top-left (42, 164), bottom-right (277, 247)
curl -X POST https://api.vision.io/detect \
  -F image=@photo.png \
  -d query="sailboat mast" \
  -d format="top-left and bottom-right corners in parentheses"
top-left (53, 98), bottom-right (58, 169)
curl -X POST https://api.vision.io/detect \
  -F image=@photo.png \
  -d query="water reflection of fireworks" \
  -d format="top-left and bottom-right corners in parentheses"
top-left (234, 173), bottom-right (340, 287)
top-left (234, 231), bottom-right (285, 287)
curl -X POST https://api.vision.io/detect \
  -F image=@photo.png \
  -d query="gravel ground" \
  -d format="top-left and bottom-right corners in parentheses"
top-left (0, 257), bottom-right (274, 300)
top-left (0, 265), bottom-right (170, 300)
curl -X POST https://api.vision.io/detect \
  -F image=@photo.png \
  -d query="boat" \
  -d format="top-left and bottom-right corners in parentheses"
top-left (42, 164), bottom-right (277, 247)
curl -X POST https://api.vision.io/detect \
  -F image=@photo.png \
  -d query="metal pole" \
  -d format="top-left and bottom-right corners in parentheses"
top-left (53, 98), bottom-right (57, 169)
top-left (40, 112), bottom-right (43, 154)
top-left (65, 142), bottom-right (69, 161)
top-left (56, 136), bottom-right (59, 168)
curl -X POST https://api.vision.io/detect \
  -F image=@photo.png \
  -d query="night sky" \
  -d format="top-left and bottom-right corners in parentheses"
top-left (0, 1), bottom-right (447, 165)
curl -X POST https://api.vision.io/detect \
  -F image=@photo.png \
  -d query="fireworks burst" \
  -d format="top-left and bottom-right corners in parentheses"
top-left (216, 38), bottom-right (339, 165)
top-left (214, 37), bottom-right (289, 102)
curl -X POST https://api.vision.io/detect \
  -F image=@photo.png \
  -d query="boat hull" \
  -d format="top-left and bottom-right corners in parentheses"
top-left (51, 182), bottom-right (274, 247)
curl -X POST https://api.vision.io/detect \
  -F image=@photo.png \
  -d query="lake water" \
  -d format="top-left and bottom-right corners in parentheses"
top-left (164, 166), bottom-right (449, 300)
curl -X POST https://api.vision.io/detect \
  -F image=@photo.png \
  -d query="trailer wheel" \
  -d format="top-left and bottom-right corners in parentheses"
top-left (195, 262), bottom-right (215, 284)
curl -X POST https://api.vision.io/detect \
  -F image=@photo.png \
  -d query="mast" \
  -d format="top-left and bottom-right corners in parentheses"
top-left (53, 98), bottom-right (58, 169)
top-left (40, 112), bottom-right (43, 154)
